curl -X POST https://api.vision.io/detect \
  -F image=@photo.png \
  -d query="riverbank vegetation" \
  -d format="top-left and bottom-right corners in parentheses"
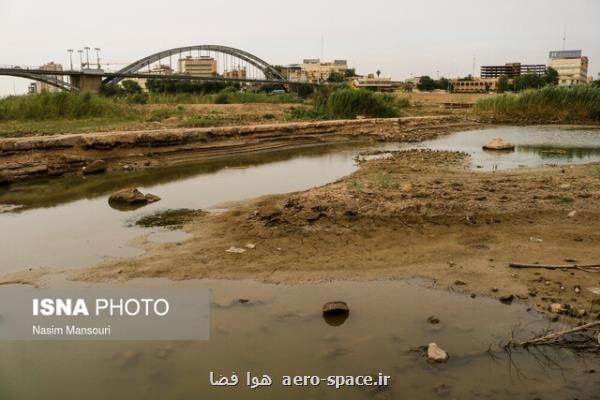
top-left (473, 86), bottom-right (600, 123)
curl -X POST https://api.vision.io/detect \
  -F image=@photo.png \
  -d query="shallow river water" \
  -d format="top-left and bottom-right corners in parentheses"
top-left (1, 279), bottom-right (599, 400)
top-left (1, 126), bottom-right (600, 399)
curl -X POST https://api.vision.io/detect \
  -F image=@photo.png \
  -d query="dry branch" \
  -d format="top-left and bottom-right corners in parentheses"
top-left (509, 263), bottom-right (600, 272)
top-left (518, 321), bottom-right (600, 347)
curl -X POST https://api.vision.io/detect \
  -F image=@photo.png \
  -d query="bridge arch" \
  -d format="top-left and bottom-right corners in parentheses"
top-left (0, 71), bottom-right (79, 92)
top-left (104, 45), bottom-right (286, 85)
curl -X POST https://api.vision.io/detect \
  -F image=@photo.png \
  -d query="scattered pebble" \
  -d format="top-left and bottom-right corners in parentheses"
top-left (427, 343), bottom-right (449, 363)
top-left (245, 243), bottom-right (256, 249)
top-left (225, 246), bottom-right (246, 254)
top-left (549, 303), bottom-right (564, 314)
top-left (529, 237), bottom-right (544, 243)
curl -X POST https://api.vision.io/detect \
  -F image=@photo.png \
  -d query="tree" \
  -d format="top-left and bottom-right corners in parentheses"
top-left (121, 80), bottom-right (143, 95)
top-left (344, 68), bottom-right (357, 78)
top-left (327, 70), bottom-right (345, 83)
top-left (513, 74), bottom-right (545, 91)
top-left (593, 80), bottom-right (600, 89)
top-left (376, 70), bottom-right (381, 78)
top-left (544, 67), bottom-right (559, 86)
top-left (497, 75), bottom-right (510, 93)
top-left (417, 76), bottom-right (436, 91)
top-left (290, 83), bottom-right (314, 98)
top-left (436, 77), bottom-right (449, 91)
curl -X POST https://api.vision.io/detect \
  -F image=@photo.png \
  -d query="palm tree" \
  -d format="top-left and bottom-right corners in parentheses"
top-left (376, 70), bottom-right (381, 78)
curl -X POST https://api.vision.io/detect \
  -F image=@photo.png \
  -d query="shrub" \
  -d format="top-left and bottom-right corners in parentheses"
top-left (0, 92), bottom-right (130, 121)
top-left (473, 86), bottom-right (600, 123)
top-left (318, 88), bottom-right (400, 119)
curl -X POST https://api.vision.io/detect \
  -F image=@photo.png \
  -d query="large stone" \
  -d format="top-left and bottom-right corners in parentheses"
top-left (483, 138), bottom-right (515, 151)
top-left (108, 188), bottom-right (161, 205)
top-left (427, 342), bottom-right (449, 363)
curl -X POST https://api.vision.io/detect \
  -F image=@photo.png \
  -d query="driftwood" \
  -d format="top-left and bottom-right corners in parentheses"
top-left (517, 321), bottom-right (600, 347)
top-left (509, 263), bottom-right (600, 272)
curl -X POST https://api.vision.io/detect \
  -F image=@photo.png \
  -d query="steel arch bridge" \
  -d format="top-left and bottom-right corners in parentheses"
top-left (103, 44), bottom-right (286, 85)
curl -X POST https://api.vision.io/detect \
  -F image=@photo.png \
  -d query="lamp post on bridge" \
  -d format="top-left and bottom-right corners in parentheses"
top-left (84, 47), bottom-right (90, 69)
top-left (77, 50), bottom-right (84, 70)
top-left (94, 48), bottom-right (101, 69)
top-left (67, 49), bottom-right (74, 70)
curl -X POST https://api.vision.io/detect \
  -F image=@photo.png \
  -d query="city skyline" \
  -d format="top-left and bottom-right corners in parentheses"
top-left (1, 0), bottom-right (599, 95)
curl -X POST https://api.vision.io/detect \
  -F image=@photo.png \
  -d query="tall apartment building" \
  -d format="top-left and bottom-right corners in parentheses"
top-left (548, 50), bottom-right (588, 86)
top-left (36, 62), bottom-right (64, 93)
top-left (177, 56), bottom-right (217, 77)
top-left (480, 62), bottom-right (546, 78)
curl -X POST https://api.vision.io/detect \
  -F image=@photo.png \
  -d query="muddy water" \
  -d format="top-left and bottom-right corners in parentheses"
top-left (0, 143), bottom-right (380, 272)
top-left (0, 279), bottom-right (598, 400)
top-left (416, 126), bottom-right (600, 171)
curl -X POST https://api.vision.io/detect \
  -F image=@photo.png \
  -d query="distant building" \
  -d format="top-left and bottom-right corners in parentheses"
top-left (134, 64), bottom-right (173, 91)
top-left (280, 64), bottom-right (302, 81)
top-left (450, 78), bottom-right (498, 93)
top-left (353, 76), bottom-right (393, 91)
top-left (177, 56), bottom-right (217, 77)
top-left (36, 62), bottom-right (64, 93)
top-left (223, 67), bottom-right (247, 80)
top-left (548, 50), bottom-right (589, 86)
top-left (481, 63), bottom-right (546, 79)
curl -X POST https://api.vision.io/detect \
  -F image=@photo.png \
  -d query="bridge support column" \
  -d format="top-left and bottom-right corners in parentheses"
top-left (70, 75), bottom-right (103, 93)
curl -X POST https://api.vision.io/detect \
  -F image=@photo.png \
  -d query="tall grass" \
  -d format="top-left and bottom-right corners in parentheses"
top-left (473, 86), bottom-right (600, 123)
top-left (316, 88), bottom-right (403, 119)
top-left (147, 90), bottom-right (301, 105)
top-left (0, 92), bottom-right (131, 121)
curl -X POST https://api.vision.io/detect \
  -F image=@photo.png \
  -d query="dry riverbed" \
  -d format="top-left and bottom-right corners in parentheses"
top-left (47, 148), bottom-right (600, 324)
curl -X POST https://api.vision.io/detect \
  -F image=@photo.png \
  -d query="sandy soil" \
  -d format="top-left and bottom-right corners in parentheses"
top-left (62, 149), bottom-right (600, 323)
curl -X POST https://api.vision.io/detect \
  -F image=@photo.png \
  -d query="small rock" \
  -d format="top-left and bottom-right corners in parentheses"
top-left (499, 294), bottom-right (514, 305)
top-left (427, 316), bottom-right (440, 324)
top-left (574, 285), bottom-right (581, 294)
top-left (564, 258), bottom-right (577, 263)
top-left (225, 246), bottom-right (246, 254)
top-left (549, 303), bottom-right (564, 314)
top-left (238, 299), bottom-right (250, 304)
top-left (482, 138), bottom-right (515, 151)
top-left (82, 160), bottom-right (106, 175)
top-left (529, 237), bottom-right (544, 243)
top-left (427, 343), bottom-right (449, 363)
top-left (560, 183), bottom-right (571, 190)
top-left (245, 243), bottom-right (256, 249)
top-left (454, 280), bottom-right (466, 286)
top-left (567, 210), bottom-right (577, 218)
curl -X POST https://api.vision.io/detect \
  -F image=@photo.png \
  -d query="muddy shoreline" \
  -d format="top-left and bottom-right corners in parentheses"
top-left (0, 115), bottom-right (478, 184)
top-left (57, 148), bottom-right (600, 324)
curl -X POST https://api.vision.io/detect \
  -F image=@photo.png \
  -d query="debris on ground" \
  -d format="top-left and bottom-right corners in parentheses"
top-left (427, 343), bottom-right (449, 363)
top-left (225, 246), bottom-right (246, 254)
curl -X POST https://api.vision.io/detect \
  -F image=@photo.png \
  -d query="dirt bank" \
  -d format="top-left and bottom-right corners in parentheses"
top-left (0, 115), bottom-right (478, 184)
top-left (66, 149), bottom-right (600, 323)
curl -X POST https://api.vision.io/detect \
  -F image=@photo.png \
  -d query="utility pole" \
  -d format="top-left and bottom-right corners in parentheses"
top-left (77, 50), bottom-right (84, 70)
top-left (94, 48), bottom-right (101, 69)
top-left (84, 47), bottom-right (90, 69)
top-left (67, 49), bottom-right (74, 70)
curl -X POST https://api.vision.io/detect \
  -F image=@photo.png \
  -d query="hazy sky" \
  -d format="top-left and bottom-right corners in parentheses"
top-left (1, 0), bottom-right (598, 95)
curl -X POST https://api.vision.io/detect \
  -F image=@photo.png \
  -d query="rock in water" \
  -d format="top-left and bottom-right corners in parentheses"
top-left (108, 188), bottom-right (161, 208)
top-left (483, 138), bottom-right (515, 151)
top-left (427, 343), bottom-right (449, 363)
top-left (82, 160), bottom-right (106, 175)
